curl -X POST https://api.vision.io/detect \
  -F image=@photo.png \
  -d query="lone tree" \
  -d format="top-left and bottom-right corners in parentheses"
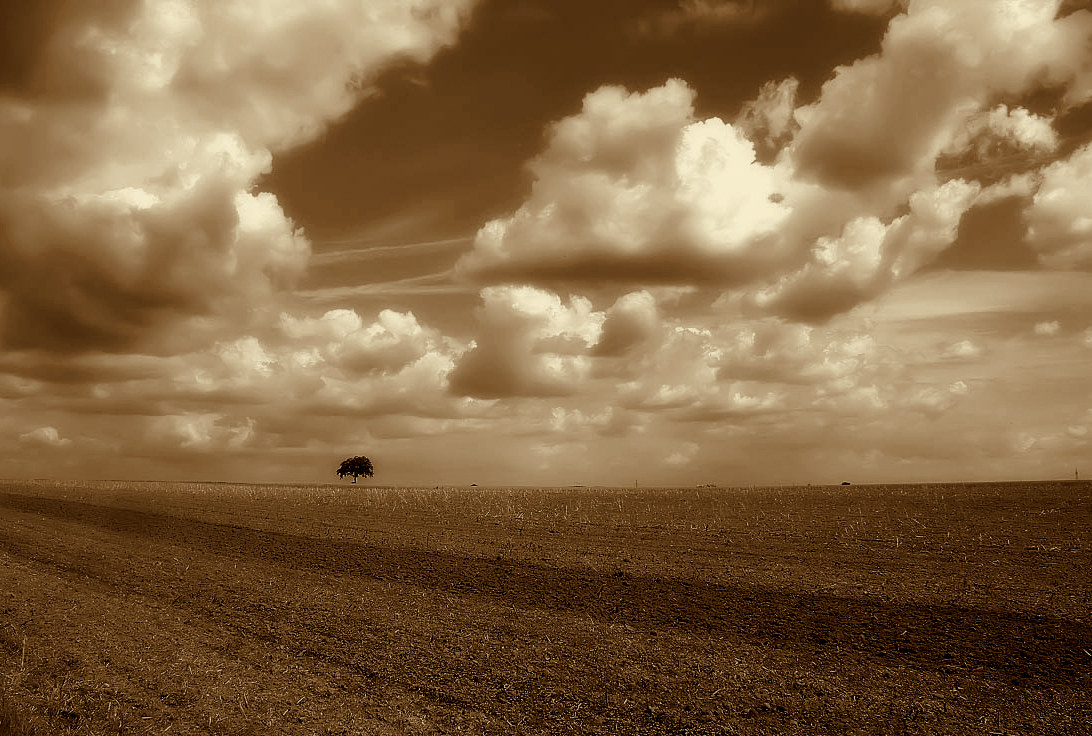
top-left (337, 455), bottom-right (374, 483)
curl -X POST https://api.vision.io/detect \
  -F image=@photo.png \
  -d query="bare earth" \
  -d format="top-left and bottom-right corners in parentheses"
top-left (0, 480), bottom-right (1089, 735)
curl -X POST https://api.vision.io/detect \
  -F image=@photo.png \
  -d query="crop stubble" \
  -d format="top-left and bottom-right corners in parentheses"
top-left (0, 480), bottom-right (1089, 735)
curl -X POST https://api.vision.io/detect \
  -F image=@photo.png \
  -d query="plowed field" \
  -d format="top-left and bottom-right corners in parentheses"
top-left (1, 480), bottom-right (1089, 735)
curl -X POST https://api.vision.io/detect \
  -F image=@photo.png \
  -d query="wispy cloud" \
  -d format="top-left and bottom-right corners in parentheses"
top-left (295, 271), bottom-right (471, 301)
top-left (309, 236), bottom-right (473, 265)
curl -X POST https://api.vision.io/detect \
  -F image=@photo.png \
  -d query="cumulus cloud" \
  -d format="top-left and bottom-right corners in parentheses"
top-left (3, 0), bottom-right (1089, 485)
top-left (19, 426), bottom-right (72, 448)
top-left (592, 291), bottom-right (661, 357)
top-left (1025, 143), bottom-right (1092, 269)
top-left (707, 319), bottom-right (877, 387)
top-left (281, 308), bottom-right (443, 376)
top-left (793, 0), bottom-right (1092, 193)
top-left (939, 104), bottom-right (1060, 183)
top-left (902, 380), bottom-right (970, 417)
top-left (449, 286), bottom-right (604, 398)
top-left (7, 303), bottom-right (469, 447)
top-left (458, 1), bottom-right (1092, 327)
top-left (197, 307), bottom-right (464, 417)
top-left (456, 0), bottom-right (1092, 329)
top-left (751, 179), bottom-right (981, 322)
top-left (596, 314), bottom-right (904, 424)
top-left (940, 340), bottom-right (982, 360)
top-left (664, 441), bottom-right (700, 467)
top-left (978, 106), bottom-right (1059, 154)
top-left (548, 406), bottom-right (635, 438)
top-left (0, 0), bottom-right (476, 352)
top-left (1034, 320), bottom-right (1061, 336)
top-left (456, 80), bottom-right (792, 287)
top-left (151, 413), bottom-right (254, 452)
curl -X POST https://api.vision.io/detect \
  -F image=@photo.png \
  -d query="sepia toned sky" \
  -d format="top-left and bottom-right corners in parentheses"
top-left (1, 0), bottom-right (1091, 486)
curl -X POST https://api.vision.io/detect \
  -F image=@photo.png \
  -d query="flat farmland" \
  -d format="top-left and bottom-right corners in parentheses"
top-left (0, 480), bottom-right (1089, 735)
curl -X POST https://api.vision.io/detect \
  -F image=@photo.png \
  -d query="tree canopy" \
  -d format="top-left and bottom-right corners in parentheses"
top-left (337, 455), bottom-right (374, 483)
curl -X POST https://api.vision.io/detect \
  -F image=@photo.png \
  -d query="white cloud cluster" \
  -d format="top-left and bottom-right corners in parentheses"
top-left (444, 0), bottom-right (1092, 433)
top-left (447, 281), bottom-right (971, 436)
top-left (592, 291), bottom-right (661, 357)
top-left (752, 179), bottom-right (981, 322)
top-left (0, 0), bottom-right (476, 352)
top-left (0, 302), bottom-right (471, 461)
top-left (1025, 144), bottom-right (1092, 269)
top-left (151, 414), bottom-right (254, 452)
top-left (194, 307), bottom-right (464, 418)
top-left (940, 340), bottom-right (982, 360)
top-left (3, 0), bottom-right (1090, 484)
top-left (794, 0), bottom-right (1090, 195)
top-left (19, 426), bottom-right (72, 449)
top-left (449, 286), bottom-right (604, 398)
top-left (457, 80), bottom-right (792, 286)
top-left (280, 309), bottom-right (441, 377)
top-left (1034, 320), bottom-right (1062, 337)
top-left (459, 2), bottom-right (1092, 334)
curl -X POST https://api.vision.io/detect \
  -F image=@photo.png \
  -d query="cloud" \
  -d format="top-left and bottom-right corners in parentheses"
top-left (589, 312), bottom-right (907, 424)
top-left (1025, 143), bottom-right (1092, 269)
top-left (448, 286), bottom-right (604, 398)
top-left (1034, 320), bottom-right (1061, 336)
top-left (940, 340), bottom-right (982, 360)
top-left (456, 17), bottom-right (1084, 326)
top-left (631, 0), bottom-right (767, 37)
top-left (150, 413), bottom-right (254, 452)
top-left (3, 0), bottom-right (1090, 486)
top-left (828, 0), bottom-right (905, 15)
top-left (0, 0), bottom-right (477, 353)
top-left (19, 426), bottom-right (72, 448)
top-left (979, 106), bottom-right (1060, 154)
top-left (712, 319), bottom-right (879, 387)
top-left (902, 380), bottom-right (970, 417)
top-left (192, 308), bottom-right (466, 418)
top-left (280, 308), bottom-right (442, 376)
top-left (939, 105), bottom-right (1060, 183)
top-left (457, 79), bottom-right (792, 286)
top-left (548, 406), bottom-right (635, 438)
top-left (664, 441), bottom-right (700, 467)
top-left (592, 291), bottom-right (661, 357)
top-left (456, 1), bottom-right (1092, 328)
top-left (792, 0), bottom-right (1091, 193)
top-left (735, 77), bottom-right (800, 160)
top-left (750, 179), bottom-right (980, 322)
top-left (4, 305), bottom-right (471, 432)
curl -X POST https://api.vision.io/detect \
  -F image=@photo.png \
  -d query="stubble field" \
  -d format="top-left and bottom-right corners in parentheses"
top-left (0, 479), bottom-right (1089, 735)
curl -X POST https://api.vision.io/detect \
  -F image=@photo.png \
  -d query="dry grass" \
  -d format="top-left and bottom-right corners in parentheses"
top-left (0, 480), bottom-right (1089, 735)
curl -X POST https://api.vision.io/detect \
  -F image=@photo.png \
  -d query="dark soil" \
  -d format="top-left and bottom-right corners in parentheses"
top-left (0, 480), bottom-right (1089, 735)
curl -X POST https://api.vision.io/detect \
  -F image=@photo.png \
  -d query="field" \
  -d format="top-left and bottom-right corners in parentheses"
top-left (0, 479), bottom-right (1089, 735)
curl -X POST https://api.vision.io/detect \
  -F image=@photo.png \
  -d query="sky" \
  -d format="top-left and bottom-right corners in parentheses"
top-left (1, 0), bottom-right (1091, 487)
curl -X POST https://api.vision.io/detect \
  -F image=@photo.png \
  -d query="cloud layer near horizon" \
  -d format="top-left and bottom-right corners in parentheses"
top-left (2, 0), bottom-right (1091, 485)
